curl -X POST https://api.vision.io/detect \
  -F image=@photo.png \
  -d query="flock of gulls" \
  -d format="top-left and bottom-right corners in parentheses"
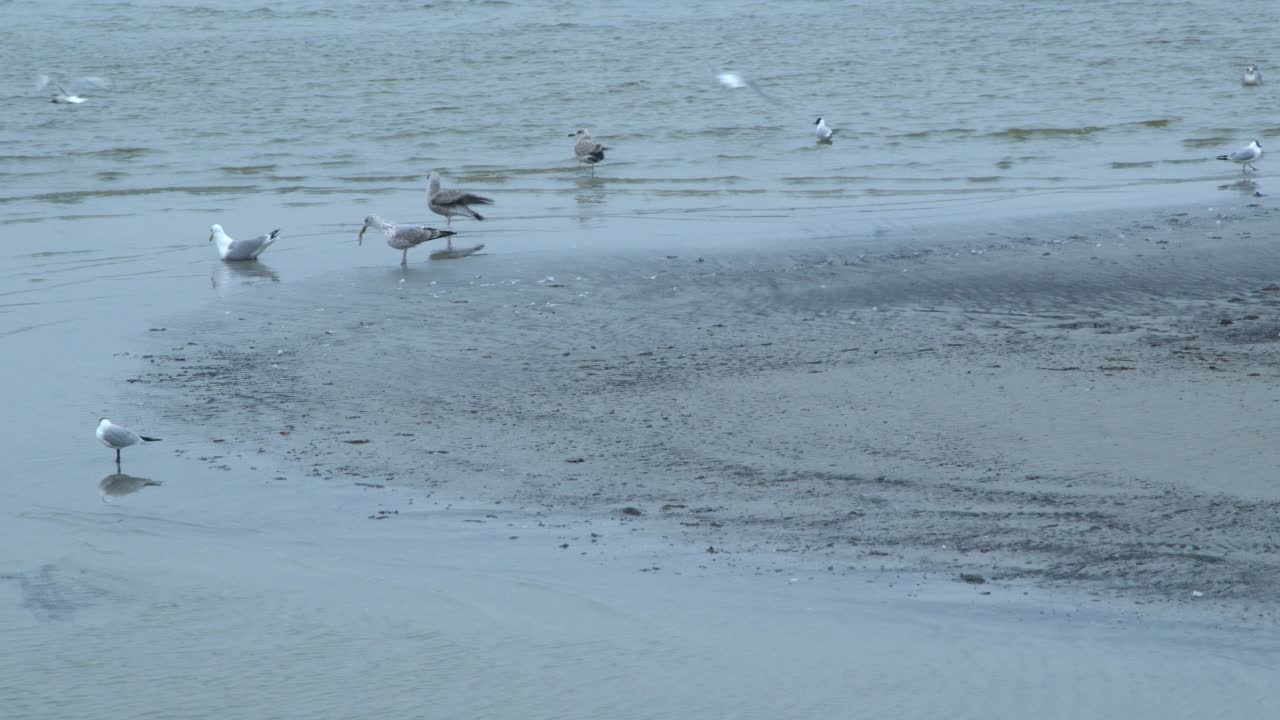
top-left (61, 62), bottom-right (1265, 465)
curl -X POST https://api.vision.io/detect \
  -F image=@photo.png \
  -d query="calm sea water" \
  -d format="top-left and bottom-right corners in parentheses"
top-left (1, 0), bottom-right (1276, 236)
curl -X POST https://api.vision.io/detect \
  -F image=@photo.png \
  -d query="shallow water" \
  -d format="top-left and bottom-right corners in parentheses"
top-left (1, 0), bottom-right (1276, 235)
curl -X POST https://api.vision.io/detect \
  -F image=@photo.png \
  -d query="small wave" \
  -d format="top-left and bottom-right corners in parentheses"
top-left (96, 171), bottom-right (128, 181)
top-left (1261, 127), bottom-right (1280, 138)
top-left (987, 126), bottom-right (1106, 140)
top-left (86, 147), bottom-right (151, 159)
top-left (1110, 161), bottom-right (1155, 169)
top-left (1182, 136), bottom-right (1232, 149)
top-left (335, 175), bottom-right (422, 183)
top-left (0, 185), bottom-right (258, 206)
top-left (221, 165), bottom-right (277, 175)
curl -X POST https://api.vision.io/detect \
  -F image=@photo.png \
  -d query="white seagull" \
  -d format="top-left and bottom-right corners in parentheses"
top-left (1242, 65), bottom-right (1263, 86)
top-left (571, 129), bottom-right (607, 175)
top-left (36, 75), bottom-right (109, 104)
top-left (209, 224), bottom-right (281, 261)
top-left (358, 215), bottom-right (461, 266)
top-left (427, 172), bottom-right (494, 227)
top-left (716, 71), bottom-right (777, 102)
top-left (96, 419), bottom-right (161, 465)
top-left (814, 117), bottom-right (835, 141)
top-left (1217, 140), bottom-right (1263, 174)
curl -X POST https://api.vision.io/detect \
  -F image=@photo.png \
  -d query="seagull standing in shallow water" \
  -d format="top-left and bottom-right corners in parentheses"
top-left (427, 172), bottom-right (493, 228)
top-left (358, 215), bottom-right (459, 266)
top-left (36, 75), bottom-right (109, 104)
top-left (571, 129), bottom-right (607, 175)
top-left (96, 419), bottom-right (161, 466)
top-left (1243, 65), bottom-right (1263, 86)
top-left (1217, 140), bottom-right (1262, 175)
top-left (814, 117), bottom-right (835, 141)
top-left (210, 224), bottom-right (280, 261)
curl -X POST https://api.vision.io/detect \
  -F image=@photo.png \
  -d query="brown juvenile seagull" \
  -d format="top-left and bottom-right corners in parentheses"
top-left (359, 215), bottom-right (456, 266)
top-left (426, 171), bottom-right (493, 229)
top-left (571, 128), bottom-right (607, 175)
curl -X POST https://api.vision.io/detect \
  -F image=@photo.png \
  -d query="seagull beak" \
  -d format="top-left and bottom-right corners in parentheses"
top-left (568, 132), bottom-right (576, 137)
top-left (208, 232), bottom-right (213, 242)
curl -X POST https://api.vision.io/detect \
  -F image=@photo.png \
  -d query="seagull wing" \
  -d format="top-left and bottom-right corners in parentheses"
top-left (69, 77), bottom-right (109, 95)
top-left (1229, 146), bottom-right (1259, 163)
top-left (396, 226), bottom-right (453, 247)
top-left (432, 189), bottom-right (493, 207)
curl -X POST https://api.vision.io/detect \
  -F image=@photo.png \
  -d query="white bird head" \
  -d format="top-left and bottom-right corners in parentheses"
top-left (1247, 65), bottom-right (1257, 72)
top-left (209, 224), bottom-right (224, 242)
top-left (571, 128), bottom-right (591, 138)
top-left (814, 117), bottom-right (824, 125)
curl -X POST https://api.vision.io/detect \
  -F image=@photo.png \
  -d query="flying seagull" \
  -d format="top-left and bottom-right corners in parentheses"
top-left (716, 72), bottom-right (777, 102)
top-left (36, 75), bottom-right (109, 104)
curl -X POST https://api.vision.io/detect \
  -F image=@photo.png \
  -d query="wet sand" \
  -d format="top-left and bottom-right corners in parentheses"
top-left (130, 201), bottom-right (1280, 614)
top-left (4, 199), bottom-right (1280, 717)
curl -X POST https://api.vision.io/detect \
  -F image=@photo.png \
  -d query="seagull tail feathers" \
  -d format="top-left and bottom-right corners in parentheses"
top-left (1217, 154), bottom-right (1230, 161)
top-left (140, 436), bottom-right (162, 442)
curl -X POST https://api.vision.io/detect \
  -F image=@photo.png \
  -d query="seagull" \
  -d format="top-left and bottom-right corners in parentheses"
top-left (99, 473), bottom-right (163, 502)
top-left (814, 117), bottom-right (835, 142)
top-left (716, 72), bottom-right (777, 102)
top-left (359, 215), bottom-right (459, 266)
top-left (571, 129), bottom-right (607, 176)
top-left (1243, 65), bottom-right (1263, 86)
top-left (36, 75), bottom-right (109, 104)
top-left (426, 171), bottom-right (493, 227)
top-left (1217, 140), bottom-right (1262, 175)
top-left (209, 224), bottom-right (280, 261)
top-left (96, 419), bottom-right (161, 465)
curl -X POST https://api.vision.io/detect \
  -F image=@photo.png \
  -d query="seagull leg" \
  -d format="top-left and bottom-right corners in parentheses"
top-left (401, 249), bottom-right (408, 267)
top-left (115, 448), bottom-right (121, 465)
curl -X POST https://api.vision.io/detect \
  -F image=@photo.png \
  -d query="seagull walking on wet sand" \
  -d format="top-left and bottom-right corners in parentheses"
top-left (210, 224), bottom-right (280, 261)
top-left (1242, 65), bottom-right (1263, 86)
top-left (1217, 140), bottom-right (1262, 175)
top-left (572, 129), bottom-right (607, 176)
top-left (97, 419), bottom-right (161, 465)
top-left (814, 117), bottom-right (835, 142)
top-left (36, 75), bottom-right (109, 104)
top-left (427, 171), bottom-right (493, 227)
top-left (359, 215), bottom-right (460, 266)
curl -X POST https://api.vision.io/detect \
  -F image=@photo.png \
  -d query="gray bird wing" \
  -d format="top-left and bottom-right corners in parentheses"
top-left (431, 189), bottom-right (493, 206)
top-left (69, 77), bottom-right (109, 95)
top-left (395, 226), bottom-right (451, 247)
top-left (1229, 147), bottom-right (1259, 162)
top-left (224, 230), bottom-right (279, 260)
top-left (101, 425), bottom-right (141, 448)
